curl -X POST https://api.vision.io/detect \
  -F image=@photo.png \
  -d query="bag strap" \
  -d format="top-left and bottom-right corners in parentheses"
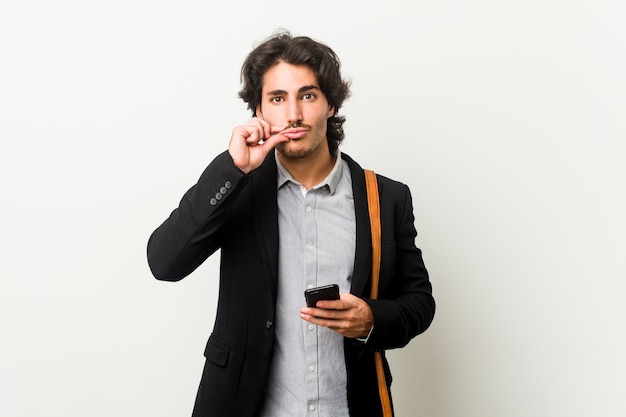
top-left (365, 169), bottom-right (382, 299)
top-left (364, 169), bottom-right (393, 417)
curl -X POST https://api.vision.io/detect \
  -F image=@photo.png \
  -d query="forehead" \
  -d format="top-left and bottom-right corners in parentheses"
top-left (262, 62), bottom-right (319, 92)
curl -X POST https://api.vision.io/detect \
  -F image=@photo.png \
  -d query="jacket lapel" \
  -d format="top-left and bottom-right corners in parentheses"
top-left (251, 154), bottom-right (280, 292)
top-left (250, 152), bottom-right (372, 298)
top-left (343, 154), bottom-right (373, 297)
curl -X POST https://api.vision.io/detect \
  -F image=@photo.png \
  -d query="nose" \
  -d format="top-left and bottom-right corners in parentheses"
top-left (287, 101), bottom-right (302, 127)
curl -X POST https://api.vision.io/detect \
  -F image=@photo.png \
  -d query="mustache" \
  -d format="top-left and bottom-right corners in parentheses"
top-left (274, 121), bottom-right (308, 135)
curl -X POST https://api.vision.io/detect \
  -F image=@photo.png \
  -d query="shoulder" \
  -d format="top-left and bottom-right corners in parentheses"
top-left (341, 152), bottom-right (410, 194)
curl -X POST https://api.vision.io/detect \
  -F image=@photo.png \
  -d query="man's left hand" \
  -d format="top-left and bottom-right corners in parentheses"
top-left (300, 293), bottom-right (374, 339)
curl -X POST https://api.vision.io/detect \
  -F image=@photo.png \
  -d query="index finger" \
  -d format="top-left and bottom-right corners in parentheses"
top-left (269, 123), bottom-right (290, 136)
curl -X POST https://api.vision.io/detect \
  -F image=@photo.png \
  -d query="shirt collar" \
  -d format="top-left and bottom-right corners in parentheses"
top-left (275, 150), bottom-right (344, 195)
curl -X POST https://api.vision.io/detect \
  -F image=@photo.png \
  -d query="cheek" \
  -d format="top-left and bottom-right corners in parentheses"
top-left (314, 116), bottom-right (329, 135)
top-left (258, 107), bottom-right (282, 124)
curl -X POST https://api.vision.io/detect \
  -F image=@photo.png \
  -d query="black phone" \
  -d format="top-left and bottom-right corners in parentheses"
top-left (304, 284), bottom-right (340, 307)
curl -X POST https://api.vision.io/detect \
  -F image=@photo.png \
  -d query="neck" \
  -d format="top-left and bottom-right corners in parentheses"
top-left (277, 150), bottom-right (337, 190)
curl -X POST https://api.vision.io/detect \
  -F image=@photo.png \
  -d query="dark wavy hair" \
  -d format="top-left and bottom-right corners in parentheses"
top-left (238, 30), bottom-right (351, 153)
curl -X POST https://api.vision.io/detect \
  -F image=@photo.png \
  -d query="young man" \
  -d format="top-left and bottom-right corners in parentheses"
top-left (147, 30), bottom-right (435, 417)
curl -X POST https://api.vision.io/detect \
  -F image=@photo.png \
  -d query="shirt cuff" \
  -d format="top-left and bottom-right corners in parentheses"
top-left (356, 325), bottom-right (374, 343)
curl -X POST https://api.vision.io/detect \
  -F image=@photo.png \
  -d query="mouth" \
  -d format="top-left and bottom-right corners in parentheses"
top-left (279, 127), bottom-right (308, 140)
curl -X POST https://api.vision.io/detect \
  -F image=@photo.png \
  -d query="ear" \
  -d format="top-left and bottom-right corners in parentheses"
top-left (255, 104), bottom-right (263, 118)
top-left (327, 105), bottom-right (335, 118)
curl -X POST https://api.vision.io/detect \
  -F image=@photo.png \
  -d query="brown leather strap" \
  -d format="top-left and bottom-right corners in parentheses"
top-left (364, 169), bottom-right (393, 417)
top-left (365, 169), bottom-right (381, 299)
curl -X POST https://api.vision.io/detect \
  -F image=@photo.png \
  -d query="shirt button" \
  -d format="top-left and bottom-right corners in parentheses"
top-left (307, 284), bottom-right (314, 289)
top-left (308, 324), bottom-right (315, 331)
top-left (308, 365), bottom-right (315, 372)
top-left (309, 405), bottom-right (315, 411)
top-left (305, 206), bottom-right (312, 212)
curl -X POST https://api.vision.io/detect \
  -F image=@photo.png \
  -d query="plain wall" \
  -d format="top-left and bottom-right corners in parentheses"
top-left (1, 1), bottom-right (625, 416)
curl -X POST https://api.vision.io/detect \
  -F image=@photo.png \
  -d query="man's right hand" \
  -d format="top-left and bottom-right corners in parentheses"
top-left (228, 117), bottom-right (289, 174)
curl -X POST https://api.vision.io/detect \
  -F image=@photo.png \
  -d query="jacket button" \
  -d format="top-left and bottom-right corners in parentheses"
top-left (209, 198), bottom-right (217, 206)
top-left (266, 320), bottom-right (273, 329)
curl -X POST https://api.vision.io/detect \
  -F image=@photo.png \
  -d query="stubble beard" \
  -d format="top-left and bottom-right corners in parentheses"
top-left (276, 134), bottom-right (327, 161)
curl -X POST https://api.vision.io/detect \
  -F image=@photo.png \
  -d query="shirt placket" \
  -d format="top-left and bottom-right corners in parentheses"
top-left (302, 189), bottom-right (319, 416)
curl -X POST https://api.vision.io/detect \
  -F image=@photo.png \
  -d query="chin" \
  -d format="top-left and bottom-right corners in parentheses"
top-left (279, 149), bottom-right (310, 160)
top-left (277, 142), bottom-right (311, 159)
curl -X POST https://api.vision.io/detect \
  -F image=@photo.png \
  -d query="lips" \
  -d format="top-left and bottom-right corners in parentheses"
top-left (280, 127), bottom-right (308, 140)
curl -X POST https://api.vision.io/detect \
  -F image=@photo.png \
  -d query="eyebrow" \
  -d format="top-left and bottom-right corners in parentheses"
top-left (265, 85), bottom-right (320, 97)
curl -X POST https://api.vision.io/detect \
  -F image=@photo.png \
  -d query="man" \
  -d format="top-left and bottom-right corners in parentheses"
top-left (147, 30), bottom-right (435, 417)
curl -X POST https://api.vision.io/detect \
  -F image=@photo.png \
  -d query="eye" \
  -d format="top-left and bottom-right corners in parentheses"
top-left (270, 96), bottom-right (284, 103)
top-left (302, 93), bottom-right (315, 100)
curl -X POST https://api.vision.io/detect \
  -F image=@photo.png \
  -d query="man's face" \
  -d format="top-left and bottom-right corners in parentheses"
top-left (256, 62), bottom-right (334, 160)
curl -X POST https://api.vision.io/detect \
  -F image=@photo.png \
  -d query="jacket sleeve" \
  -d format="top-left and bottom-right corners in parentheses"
top-left (363, 182), bottom-right (435, 350)
top-left (146, 151), bottom-right (248, 282)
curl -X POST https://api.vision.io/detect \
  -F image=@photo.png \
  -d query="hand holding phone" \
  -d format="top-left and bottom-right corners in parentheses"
top-left (304, 284), bottom-right (340, 307)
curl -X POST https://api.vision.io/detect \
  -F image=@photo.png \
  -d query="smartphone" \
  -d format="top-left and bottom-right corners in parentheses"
top-left (304, 284), bottom-right (340, 307)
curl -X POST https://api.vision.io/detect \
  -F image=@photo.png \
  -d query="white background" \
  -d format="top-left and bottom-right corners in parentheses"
top-left (1, 1), bottom-right (625, 416)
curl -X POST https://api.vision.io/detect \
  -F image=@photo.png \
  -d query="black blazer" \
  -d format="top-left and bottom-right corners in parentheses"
top-left (147, 151), bottom-right (435, 417)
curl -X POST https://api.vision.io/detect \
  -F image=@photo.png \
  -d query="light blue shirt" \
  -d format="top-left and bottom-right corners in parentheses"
top-left (260, 152), bottom-right (356, 417)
